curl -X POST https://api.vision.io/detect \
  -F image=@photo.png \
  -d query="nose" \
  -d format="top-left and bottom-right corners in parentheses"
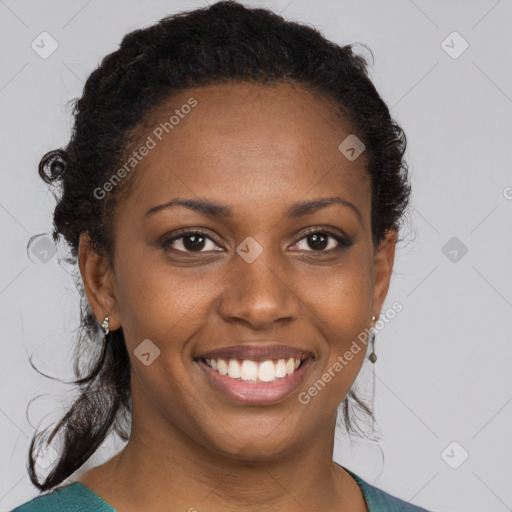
top-left (216, 244), bottom-right (301, 329)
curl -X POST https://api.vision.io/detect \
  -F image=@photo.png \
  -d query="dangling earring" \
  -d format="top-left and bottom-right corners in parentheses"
top-left (101, 316), bottom-right (110, 336)
top-left (369, 315), bottom-right (378, 427)
top-left (369, 315), bottom-right (377, 363)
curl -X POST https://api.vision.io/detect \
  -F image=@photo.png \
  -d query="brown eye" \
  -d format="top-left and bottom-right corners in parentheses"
top-left (291, 229), bottom-right (353, 252)
top-left (305, 232), bottom-right (331, 251)
top-left (162, 231), bottom-right (223, 253)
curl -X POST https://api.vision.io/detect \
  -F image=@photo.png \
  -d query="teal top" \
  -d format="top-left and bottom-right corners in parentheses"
top-left (10, 465), bottom-right (431, 511)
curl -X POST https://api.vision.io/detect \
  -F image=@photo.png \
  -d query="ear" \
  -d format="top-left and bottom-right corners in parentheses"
top-left (371, 228), bottom-right (398, 320)
top-left (78, 232), bottom-right (120, 331)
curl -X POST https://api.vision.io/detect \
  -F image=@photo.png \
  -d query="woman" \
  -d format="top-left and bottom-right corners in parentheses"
top-left (12, 1), bottom-right (430, 511)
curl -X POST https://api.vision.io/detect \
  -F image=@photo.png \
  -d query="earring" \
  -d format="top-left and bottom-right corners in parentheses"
top-left (369, 315), bottom-right (377, 363)
top-left (101, 316), bottom-right (110, 336)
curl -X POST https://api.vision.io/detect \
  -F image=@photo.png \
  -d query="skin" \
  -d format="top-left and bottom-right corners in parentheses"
top-left (77, 81), bottom-right (397, 512)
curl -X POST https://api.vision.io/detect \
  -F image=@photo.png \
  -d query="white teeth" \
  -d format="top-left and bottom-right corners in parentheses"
top-left (204, 356), bottom-right (303, 382)
top-left (228, 359), bottom-right (241, 378)
top-left (275, 359), bottom-right (287, 378)
top-left (217, 359), bottom-right (228, 375)
top-left (240, 360), bottom-right (258, 381)
top-left (258, 360), bottom-right (276, 382)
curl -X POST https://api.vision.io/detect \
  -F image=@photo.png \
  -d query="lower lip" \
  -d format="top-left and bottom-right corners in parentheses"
top-left (196, 357), bottom-right (314, 405)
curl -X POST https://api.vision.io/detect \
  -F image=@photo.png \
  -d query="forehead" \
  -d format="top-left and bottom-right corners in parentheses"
top-left (116, 81), bottom-right (370, 223)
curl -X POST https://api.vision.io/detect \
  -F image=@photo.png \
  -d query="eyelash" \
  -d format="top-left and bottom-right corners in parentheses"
top-left (161, 227), bottom-right (353, 254)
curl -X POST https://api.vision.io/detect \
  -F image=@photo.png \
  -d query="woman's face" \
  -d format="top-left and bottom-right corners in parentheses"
top-left (82, 81), bottom-right (396, 459)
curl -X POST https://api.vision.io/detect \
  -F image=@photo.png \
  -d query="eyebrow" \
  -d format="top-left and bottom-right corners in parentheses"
top-left (145, 196), bottom-right (362, 225)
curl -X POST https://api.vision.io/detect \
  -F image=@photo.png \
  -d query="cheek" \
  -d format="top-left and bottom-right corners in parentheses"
top-left (302, 252), bottom-right (374, 323)
top-left (114, 259), bottom-right (203, 414)
top-left (300, 254), bottom-right (374, 376)
top-left (114, 248), bottom-right (213, 357)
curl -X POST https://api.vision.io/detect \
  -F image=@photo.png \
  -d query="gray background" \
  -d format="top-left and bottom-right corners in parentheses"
top-left (1, 1), bottom-right (511, 511)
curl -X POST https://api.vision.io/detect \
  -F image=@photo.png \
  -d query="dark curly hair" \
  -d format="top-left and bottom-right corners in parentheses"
top-left (27, 0), bottom-right (411, 492)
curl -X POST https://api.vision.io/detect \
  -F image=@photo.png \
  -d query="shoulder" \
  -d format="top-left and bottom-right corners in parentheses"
top-left (340, 465), bottom-right (433, 512)
top-left (9, 482), bottom-right (115, 512)
top-left (360, 483), bottom-right (432, 511)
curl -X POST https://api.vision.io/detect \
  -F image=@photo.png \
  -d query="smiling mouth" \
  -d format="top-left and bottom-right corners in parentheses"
top-left (200, 356), bottom-right (306, 383)
top-left (195, 354), bottom-right (314, 405)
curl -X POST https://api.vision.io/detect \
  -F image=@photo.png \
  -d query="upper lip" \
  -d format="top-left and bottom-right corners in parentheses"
top-left (196, 343), bottom-right (314, 362)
